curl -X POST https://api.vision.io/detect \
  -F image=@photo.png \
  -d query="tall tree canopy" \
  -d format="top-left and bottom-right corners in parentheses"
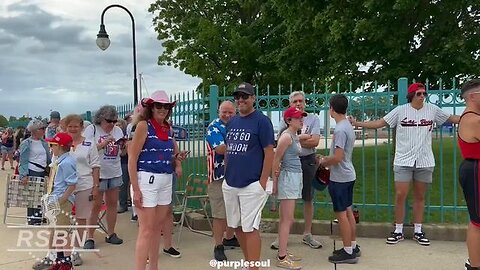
top-left (149, 0), bottom-right (480, 93)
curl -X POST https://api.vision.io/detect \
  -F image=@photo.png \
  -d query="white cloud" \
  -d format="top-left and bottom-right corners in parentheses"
top-left (0, 0), bottom-right (201, 118)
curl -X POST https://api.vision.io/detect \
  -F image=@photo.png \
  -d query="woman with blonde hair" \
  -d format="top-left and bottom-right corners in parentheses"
top-left (129, 90), bottom-right (185, 270)
top-left (65, 114), bottom-right (100, 265)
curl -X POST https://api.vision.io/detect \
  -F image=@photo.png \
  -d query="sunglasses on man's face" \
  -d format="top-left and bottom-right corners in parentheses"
top-left (105, 119), bottom-right (118, 124)
top-left (416, 92), bottom-right (428, 97)
top-left (153, 103), bottom-right (172, 110)
top-left (233, 93), bottom-right (251, 100)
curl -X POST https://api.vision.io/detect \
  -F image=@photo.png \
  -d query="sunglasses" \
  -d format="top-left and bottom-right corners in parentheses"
top-left (153, 103), bottom-right (173, 110)
top-left (233, 93), bottom-right (251, 100)
top-left (415, 92), bottom-right (428, 97)
top-left (105, 119), bottom-right (118, 124)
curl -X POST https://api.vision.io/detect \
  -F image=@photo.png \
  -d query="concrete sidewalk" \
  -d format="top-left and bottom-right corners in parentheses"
top-left (0, 168), bottom-right (469, 270)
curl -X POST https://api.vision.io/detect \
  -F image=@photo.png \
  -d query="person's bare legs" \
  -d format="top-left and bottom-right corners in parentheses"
top-left (225, 227), bottom-right (235, 240)
top-left (394, 182), bottom-right (410, 224)
top-left (1, 153), bottom-right (6, 169)
top-left (135, 207), bottom-right (156, 270)
top-left (149, 206), bottom-right (169, 270)
top-left (74, 218), bottom-right (87, 248)
top-left (303, 200), bottom-right (313, 234)
top-left (213, 218), bottom-right (227, 245)
top-left (412, 181), bottom-right (428, 224)
top-left (335, 211), bottom-right (352, 248)
top-left (244, 229), bottom-right (262, 270)
top-left (162, 207), bottom-right (174, 249)
top-left (235, 228), bottom-right (248, 259)
top-left (467, 223), bottom-right (480, 267)
top-left (87, 192), bottom-right (103, 240)
top-left (346, 207), bottom-right (356, 243)
top-left (104, 188), bottom-right (119, 235)
top-left (278, 199), bottom-right (295, 257)
top-left (7, 152), bottom-right (13, 168)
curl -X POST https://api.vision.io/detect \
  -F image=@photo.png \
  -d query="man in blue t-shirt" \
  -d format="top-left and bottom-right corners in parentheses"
top-left (223, 82), bottom-right (275, 270)
top-left (206, 100), bottom-right (240, 261)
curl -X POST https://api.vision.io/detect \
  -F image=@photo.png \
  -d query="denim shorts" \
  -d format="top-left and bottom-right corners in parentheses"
top-left (99, 176), bottom-right (123, 192)
top-left (277, 170), bottom-right (303, 200)
top-left (1, 145), bottom-right (13, 154)
top-left (328, 181), bottom-right (355, 212)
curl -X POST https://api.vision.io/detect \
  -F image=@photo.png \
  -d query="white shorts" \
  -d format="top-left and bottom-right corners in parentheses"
top-left (135, 171), bottom-right (173, 207)
top-left (222, 180), bottom-right (268, 233)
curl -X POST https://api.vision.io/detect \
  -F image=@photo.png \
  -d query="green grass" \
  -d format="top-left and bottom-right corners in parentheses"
top-left (179, 137), bottom-right (469, 224)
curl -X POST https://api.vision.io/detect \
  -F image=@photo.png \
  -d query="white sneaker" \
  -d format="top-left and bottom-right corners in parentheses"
top-left (302, 233), bottom-right (322, 249)
top-left (270, 238), bottom-right (279, 250)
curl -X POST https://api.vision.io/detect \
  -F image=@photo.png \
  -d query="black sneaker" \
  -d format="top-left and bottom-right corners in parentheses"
top-left (466, 259), bottom-right (480, 270)
top-left (413, 232), bottom-right (430, 246)
top-left (223, 236), bottom-right (240, 249)
top-left (386, 232), bottom-right (404, 244)
top-left (333, 245), bottom-right (361, 257)
top-left (83, 239), bottom-right (95, 249)
top-left (131, 215), bottom-right (138, 222)
top-left (105, 233), bottom-right (123, 245)
top-left (214, 245), bottom-right (227, 261)
top-left (328, 248), bottom-right (358, 264)
top-left (163, 247), bottom-right (181, 258)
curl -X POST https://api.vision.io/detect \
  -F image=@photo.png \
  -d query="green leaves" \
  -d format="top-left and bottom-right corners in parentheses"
top-left (149, 0), bottom-right (480, 93)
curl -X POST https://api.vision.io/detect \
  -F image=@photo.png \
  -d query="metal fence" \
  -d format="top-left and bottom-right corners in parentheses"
top-left (89, 77), bottom-right (467, 224)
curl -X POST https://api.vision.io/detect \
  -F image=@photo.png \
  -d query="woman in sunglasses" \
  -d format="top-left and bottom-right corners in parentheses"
top-left (18, 119), bottom-right (51, 225)
top-left (128, 90), bottom-right (184, 270)
top-left (82, 105), bottom-right (124, 248)
top-left (349, 82), bottom-right (460, 246)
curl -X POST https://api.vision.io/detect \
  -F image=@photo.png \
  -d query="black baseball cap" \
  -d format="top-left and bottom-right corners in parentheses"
top-left (234, 82), bottom-right (255, 96)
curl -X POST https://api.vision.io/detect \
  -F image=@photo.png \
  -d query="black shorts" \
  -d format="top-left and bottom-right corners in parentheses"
top-left (459, 159), bottom-right (480, 227)
top-left (328, 181), bottom-right (355, 212)
top-left (300, 154), bottom-right (317, 201)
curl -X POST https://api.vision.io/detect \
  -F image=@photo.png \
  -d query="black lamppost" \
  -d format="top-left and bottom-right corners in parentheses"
top-left (96, 4), bottom-right (138, 105)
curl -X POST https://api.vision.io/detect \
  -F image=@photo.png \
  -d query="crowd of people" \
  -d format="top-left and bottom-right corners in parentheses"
top-left (2, 79), bottom-right (479, 270)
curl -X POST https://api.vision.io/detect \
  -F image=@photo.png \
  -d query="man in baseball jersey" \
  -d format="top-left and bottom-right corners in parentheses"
top-left (350, 82), bottom-right (459, 246)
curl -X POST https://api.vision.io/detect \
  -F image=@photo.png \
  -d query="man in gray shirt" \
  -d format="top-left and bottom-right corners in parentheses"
top-left (319, 94), bottom-right (359, 264)
top-left (271, 91), bottom-right (323, 250)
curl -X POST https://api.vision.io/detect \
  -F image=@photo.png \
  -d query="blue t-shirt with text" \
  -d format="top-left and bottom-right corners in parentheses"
top-left (225, 110), bottom-right (275, 188)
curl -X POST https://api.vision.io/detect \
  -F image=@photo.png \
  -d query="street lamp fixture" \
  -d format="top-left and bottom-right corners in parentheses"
top-left (96, 24), bottom-right (110, 50)
top-left (96, 4), bottom-right (138, 105)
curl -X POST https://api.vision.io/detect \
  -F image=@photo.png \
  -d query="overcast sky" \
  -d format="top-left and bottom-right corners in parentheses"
top-left (0, 0), bottom-right (201, 118)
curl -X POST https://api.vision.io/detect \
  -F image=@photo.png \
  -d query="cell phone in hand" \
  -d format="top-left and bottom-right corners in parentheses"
top-left (88, 194), bottom-right (94, 201)
top-left (115, 137), bottom-right (127, 146)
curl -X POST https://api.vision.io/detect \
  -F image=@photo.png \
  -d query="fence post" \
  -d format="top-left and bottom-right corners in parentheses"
top-left (209, 85), bottom-right (219, 123)
top-left (397, 77), bottom-right (408, 105)
top-left (397, 77), bottom-right (410, 225)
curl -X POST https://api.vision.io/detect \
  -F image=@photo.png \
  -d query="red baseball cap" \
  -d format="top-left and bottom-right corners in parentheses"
top-left (46, 132), bottom-right (73, 147)
top-left (283, 107), bottom-right (307, 119)
top-left (408, 82), bottom-right (426, 94)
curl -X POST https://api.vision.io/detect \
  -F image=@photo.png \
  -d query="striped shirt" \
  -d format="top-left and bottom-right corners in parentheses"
top-left (383, 103), bottom-right (450, 168)
top-left (137, 120), bottom-right (175, 174)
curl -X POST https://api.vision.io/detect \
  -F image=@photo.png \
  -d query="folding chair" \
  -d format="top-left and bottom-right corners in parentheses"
top-left (3, 174), bottom-right (46, 225)
top-left (176, 173), bottom-right (213, 246)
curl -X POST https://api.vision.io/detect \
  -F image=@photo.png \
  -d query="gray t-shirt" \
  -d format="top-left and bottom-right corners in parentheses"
top-left (329, 119), bottom-right (356, 183)
top-left (278, 113), bottom-right (321, 156)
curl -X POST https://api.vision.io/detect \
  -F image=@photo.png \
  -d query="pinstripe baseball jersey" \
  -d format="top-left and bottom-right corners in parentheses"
top-left (383, 103), bottom-right (450, 168)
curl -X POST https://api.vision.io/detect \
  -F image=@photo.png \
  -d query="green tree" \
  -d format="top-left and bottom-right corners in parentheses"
top-left (150, 0), bottom-right (480, 93)
top-left (0, 115), bottom-right (8, 127)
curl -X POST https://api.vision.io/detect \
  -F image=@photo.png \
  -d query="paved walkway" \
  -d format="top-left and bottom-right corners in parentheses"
top-left (0, 168), bottom-right (468, 270)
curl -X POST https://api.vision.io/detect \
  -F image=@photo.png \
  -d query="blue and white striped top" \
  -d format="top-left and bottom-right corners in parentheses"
top-left (137, 120), bottom-right (175, 174)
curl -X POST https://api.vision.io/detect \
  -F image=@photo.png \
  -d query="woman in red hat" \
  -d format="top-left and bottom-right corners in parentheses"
top-left (128, 90), bottom-right (186, 270)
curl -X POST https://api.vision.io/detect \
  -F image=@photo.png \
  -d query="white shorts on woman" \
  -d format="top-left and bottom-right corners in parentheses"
top-left (136, 171), bottom-right (172, 207)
